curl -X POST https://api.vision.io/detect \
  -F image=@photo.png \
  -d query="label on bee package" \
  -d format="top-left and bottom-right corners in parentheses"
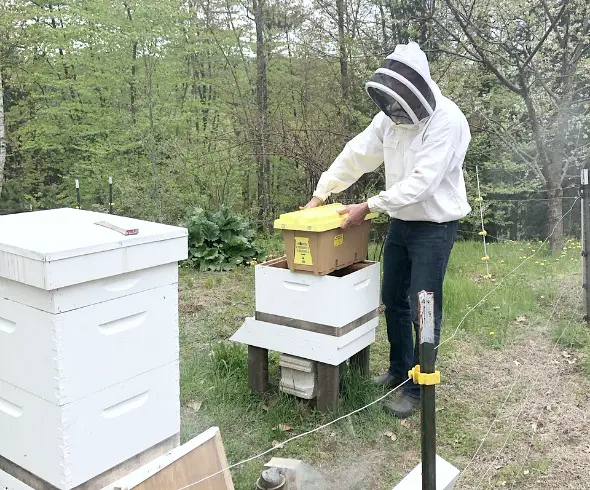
top-left (294, 237), bottom-right (313, 265)
top-left (334, 233), bottom-right (344, 247)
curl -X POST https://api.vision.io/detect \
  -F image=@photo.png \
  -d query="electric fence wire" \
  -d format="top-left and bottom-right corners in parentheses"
top-left (436, 197), bottom-right (580, 352)
top-left (475, 166), bottom-right (490, 278)
top-left (506, 290), bottom-right (584, 490)
top-left (487, 290), bottom-right (584, 490)
top-left (174, 197), bottom-right (581, 490)
top-left (175, 379), bottom-right (412, 490)
top-left (455, 285), bottom-right (570, 486)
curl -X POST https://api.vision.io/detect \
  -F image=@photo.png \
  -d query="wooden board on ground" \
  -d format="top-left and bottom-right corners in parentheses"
top-left (104, 427), bottom-right (234, 490)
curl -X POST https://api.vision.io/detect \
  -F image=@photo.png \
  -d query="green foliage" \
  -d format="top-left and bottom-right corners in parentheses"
top-left (1, 0), bottom-right (587, 241)
top-left (186, 207), bottom-right (260, 271)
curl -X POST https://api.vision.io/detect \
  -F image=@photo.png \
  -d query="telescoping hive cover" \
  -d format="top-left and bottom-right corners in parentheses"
top-left (274, 203), bottom-right (378, 232)
top-left (273, 204), bottom-right (378, 275)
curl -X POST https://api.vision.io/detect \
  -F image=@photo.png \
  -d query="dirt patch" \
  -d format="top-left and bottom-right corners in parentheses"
top-left (442, 279), bottom-right (590, 489)
top-left (298, 451), bottom-right (390, 490)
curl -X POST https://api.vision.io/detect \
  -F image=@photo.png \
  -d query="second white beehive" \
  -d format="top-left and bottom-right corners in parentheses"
top-left (0, 209), bottom-right (188, 489)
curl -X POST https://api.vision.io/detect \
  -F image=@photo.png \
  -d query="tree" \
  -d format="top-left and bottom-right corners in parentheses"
top-left (440, 0), bottom-right (590, 250)
top-left (253, 0), bottom-right (272, 231)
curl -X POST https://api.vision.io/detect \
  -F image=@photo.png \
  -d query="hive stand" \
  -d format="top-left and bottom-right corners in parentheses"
top-left (233, 256), bottom-right (380, 412)
top-left (247, 345), bottom-right (371, 412)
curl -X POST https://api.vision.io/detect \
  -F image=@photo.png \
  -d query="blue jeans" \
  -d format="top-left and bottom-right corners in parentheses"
top-left (382, 219), bottom-right (458, 399)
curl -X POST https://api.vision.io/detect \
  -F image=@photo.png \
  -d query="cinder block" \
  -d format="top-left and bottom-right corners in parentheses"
top-left (264, 458), bottom-right (303, 490)
top-left (279, 355), bottom-right (317, 399)
top-left (392, 455), bottom-right (460, 490)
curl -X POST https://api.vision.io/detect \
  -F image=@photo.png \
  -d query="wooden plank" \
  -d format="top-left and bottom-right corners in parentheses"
top-left (247, 345), bottom-right (269, 394)
top-left (254, 310), bottom-right (378, 337)
top-left (316, 363), bottom-right (340, 412)
top-left (108, 427), bottom-right (233, 490)
top-left (0, 434), bottom-right (179, 490)
top-left (349, 345), bottom-right (371, 376)
top-left (232, 317), bottom-right (378, 367)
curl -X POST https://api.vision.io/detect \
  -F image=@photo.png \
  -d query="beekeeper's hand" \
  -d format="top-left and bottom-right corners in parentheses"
top-left (339, 203), bottom-right (370, 230)
top-left (300, 196), bottom-right (323, 210)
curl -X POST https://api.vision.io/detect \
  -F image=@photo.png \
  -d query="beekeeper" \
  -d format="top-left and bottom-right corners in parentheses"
top-left (304, 42), bottom-right (471, 418)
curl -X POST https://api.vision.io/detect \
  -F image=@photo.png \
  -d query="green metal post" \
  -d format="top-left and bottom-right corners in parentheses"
top-left (76, 178), bottom-right (81, 209)
top-left (419, 290), bottom-right (436, 490)
top-left (109, 176), bottom-right (113, 214)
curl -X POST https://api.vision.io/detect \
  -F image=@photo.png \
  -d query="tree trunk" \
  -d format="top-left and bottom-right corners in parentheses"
top-left (125, 4), bottom-right (138, 123)
top-left (522, 90), bottom-right (564, 252)
top-left (547, 182), bottom-right (564, 252)
top-left (144, 55), bottom-right (161, 221)
top-left (546, 101), bottom-right (570, 253)
top-left (336, 0), bottom-right (349, 101)
top-left (253, 0), bottom-right (271, 232)
top-left (336, 0), bottom-right (355, 204)
top-left (0, 68), bottom-right (5, 196)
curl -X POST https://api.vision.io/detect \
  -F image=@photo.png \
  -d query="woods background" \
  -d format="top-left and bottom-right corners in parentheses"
top-left (0, 0), bottom-right (588, 251)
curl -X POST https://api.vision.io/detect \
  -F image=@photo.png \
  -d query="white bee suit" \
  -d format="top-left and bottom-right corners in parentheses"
top-left (313, 42), bottom-right (472, 223)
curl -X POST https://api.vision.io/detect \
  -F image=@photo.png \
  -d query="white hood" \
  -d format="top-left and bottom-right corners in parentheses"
top-left (365, 42), bottom-right (440, 125)
top-left (313, 42), bottom-right (472, 224)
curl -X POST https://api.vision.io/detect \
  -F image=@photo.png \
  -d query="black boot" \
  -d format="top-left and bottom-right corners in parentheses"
top-left (372, 371), bottom-right (405, 389)
top-left (384, 394), bottom-right (420, 419)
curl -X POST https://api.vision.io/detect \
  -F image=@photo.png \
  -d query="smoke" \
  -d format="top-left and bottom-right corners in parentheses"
top-left (298, 461), bottom-right (374, 490)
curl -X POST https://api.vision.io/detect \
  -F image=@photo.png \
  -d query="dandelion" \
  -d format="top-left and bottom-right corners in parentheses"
top-left (490, 331), bottom-right (495, 335)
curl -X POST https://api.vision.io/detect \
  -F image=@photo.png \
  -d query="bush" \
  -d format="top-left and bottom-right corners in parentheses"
top-left (186, 206), bottom-right (260, 271)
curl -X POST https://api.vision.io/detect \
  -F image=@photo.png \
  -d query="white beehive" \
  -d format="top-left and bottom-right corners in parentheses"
top-left (0, 209), bottom-right (188, 489)
top-left (254, 258), bottom-right (380, 330)
top-left (231, 258), bottom-right (380, 366)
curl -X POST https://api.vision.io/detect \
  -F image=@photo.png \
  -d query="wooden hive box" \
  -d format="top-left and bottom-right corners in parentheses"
top-left (0, 209), bottom-right (188, 489)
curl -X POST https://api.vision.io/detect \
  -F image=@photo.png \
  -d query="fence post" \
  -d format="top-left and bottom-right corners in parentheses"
top-left (75, 178), bottom-right (81, 209)
top-left (418, 291), bottom-right (436, 490)
top-left (582, 169), bottom-right (590, 327)
top-left (109, 176), bottom-right (113, 214)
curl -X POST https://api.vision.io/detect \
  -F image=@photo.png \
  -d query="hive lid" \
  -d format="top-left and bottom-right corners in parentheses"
top-left (0, 208), bottom-right (187, 261)
top-left (274, 204), bottom-right (378, 232)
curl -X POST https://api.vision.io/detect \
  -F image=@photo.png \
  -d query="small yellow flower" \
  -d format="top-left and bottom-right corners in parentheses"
top-left (490, 331), bottom-right (495, 335)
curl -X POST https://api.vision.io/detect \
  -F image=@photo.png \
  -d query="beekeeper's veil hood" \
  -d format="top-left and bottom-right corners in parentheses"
top-left (365, 42), bottom-right (437, 125)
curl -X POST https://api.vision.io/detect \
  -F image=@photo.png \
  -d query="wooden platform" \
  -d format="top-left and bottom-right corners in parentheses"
top-left (248, 345), bottom-right (371, 412)
top-left (0, 435), bottom-right (179, 490)
top-left (107, 427), bottom-right (233, 490)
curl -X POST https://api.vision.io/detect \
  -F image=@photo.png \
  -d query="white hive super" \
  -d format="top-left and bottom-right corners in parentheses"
top-left (232, 258), bottom-right (381, 366)
top-left (0, 208), bottom-right (187, 489)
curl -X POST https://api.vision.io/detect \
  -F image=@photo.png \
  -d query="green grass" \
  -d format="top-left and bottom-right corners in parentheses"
top-left (178, 239), bottom-right (586, 489)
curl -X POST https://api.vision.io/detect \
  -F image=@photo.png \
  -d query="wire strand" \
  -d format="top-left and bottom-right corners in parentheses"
top-left (456, 285), bottom-right (570, 484)
top-left (175, 379), bottom-right (411, 490)
top-left (475, 166), bottom-right (490, 277)
top-left (436, 197), bottom-right (580, 353)
top-left (506, 292), bottom-right (583, 489)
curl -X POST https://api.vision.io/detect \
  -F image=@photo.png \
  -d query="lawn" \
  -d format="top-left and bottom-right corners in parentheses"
top-left (178, 239), bottom-right (590, 490)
